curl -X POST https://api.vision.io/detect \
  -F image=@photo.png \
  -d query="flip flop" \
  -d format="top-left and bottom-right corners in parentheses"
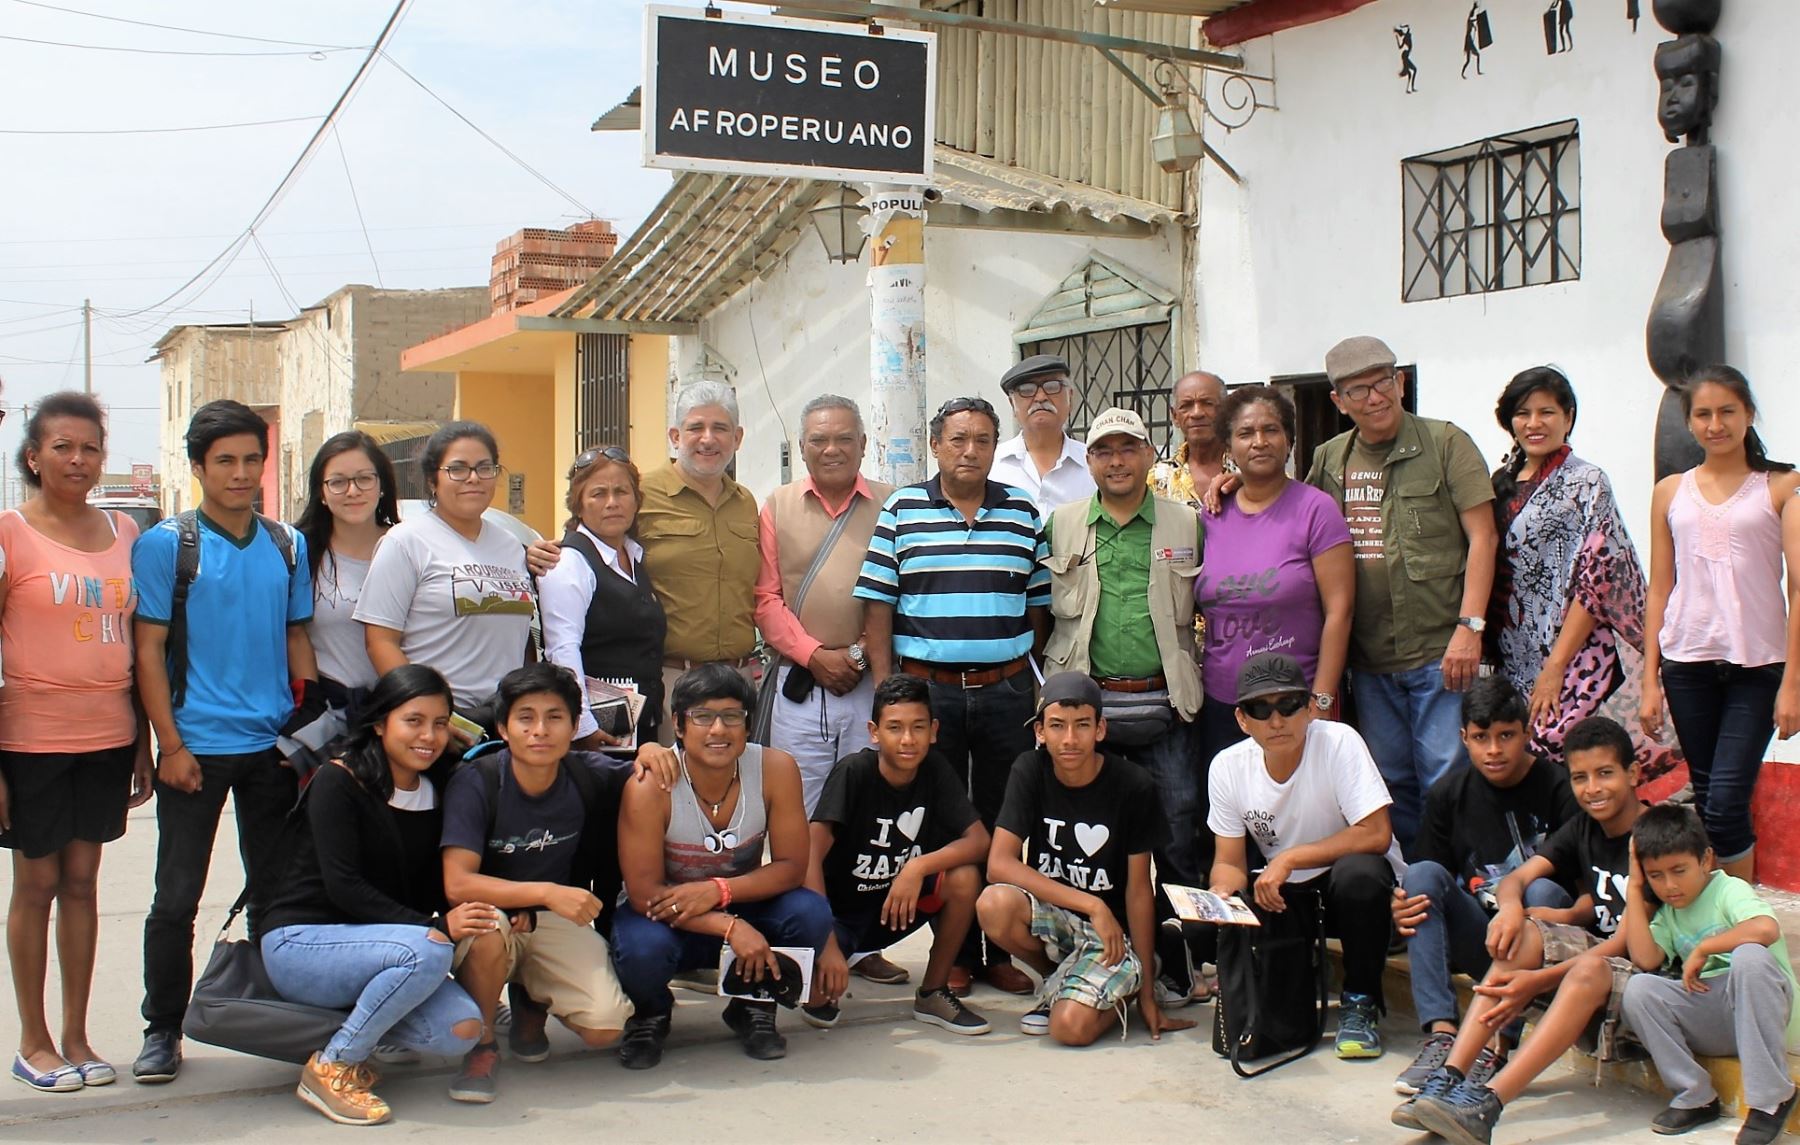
top-left (10, 1053), bottom-right (83, 1093)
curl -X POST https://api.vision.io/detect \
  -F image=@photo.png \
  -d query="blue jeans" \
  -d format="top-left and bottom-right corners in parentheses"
top-left (1351, 663), bottom-right (1469, 856)
top-left (1112, 718), bottom-right (1203, 889)
top-left (1661, 659), bottom-right (1783, 862)
top-left (611, 888), bottom-right (833, 1020)
top-left (262, 923), bottom-right (481, 1064)
top-left (1400, 860), bottom-right (1572, 1033)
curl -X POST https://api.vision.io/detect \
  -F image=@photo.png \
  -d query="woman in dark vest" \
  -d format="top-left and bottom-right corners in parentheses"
top-left (539, 446), bottom-right (667, 750)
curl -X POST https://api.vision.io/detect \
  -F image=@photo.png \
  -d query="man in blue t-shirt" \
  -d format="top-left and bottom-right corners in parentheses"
top-left (131, 400), bottom-right (316, 1084)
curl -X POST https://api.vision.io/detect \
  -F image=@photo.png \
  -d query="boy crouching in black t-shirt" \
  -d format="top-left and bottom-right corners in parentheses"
top-left (803, 674), bottom-right (992, 1034)
top-left (977, 673), bottom-right (1195, 1046)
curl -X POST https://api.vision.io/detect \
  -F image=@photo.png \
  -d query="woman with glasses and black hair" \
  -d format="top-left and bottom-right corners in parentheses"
top-left (293, 432), bottom-right (400, 725)
top-left (538, 445), bottom-right (666, 750)
top-left (355, 422), bottom-right (537, 742)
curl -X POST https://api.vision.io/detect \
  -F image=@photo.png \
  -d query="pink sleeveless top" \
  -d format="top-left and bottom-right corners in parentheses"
top-left (0, 509), bottom-right (140, 752)
top-left (1660, 469), bottom-right (1786, 667)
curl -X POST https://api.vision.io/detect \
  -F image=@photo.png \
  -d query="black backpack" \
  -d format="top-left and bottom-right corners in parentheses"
top-left (1211, 885), bottom-right (1330, 1077)
top-left (167, 510), bottom-right (298, 708)
top-left (460, 750), bottom-right (623, 926)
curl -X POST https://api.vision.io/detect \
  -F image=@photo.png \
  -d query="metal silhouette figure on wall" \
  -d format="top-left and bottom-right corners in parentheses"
top-left (1545, 0), bottom-right (1576, 53)
top-left (1628, 0), bottom-right (1641, 31)
top-left (1646, 0), bottom-right (1725, 478)
top-left (1395, 24), bottom-right (1418, 92)
top-left (1463, 2), bottom-right (1493, 77)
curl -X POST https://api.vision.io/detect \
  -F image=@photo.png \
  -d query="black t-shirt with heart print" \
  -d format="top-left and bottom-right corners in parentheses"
top-left (995, 748), bottom-right (1168, 922)
top-left (812, 748), bottom-right (980, 919)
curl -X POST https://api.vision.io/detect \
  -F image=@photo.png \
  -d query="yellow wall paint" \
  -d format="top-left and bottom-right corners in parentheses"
top-left (628, 334), bottom-right (670, 464)
top-left (455, 371), bottom-right (557, 539)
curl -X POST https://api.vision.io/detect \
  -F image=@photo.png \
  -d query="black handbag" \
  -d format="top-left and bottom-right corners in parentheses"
top-left (1211, 885), bottom-right (1329, 1077)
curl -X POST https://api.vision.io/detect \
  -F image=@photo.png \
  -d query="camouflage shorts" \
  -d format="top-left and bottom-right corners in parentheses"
top-left (1529, 920), bottom-right (1638, 1061)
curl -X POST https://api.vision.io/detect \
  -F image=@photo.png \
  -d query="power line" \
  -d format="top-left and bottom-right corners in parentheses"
top-left (0, 32), bottom-right (357, 57)
top-left (109, 0), bottom-right (416, 322)
top-left (1, 116), bottom-right (319, 136)
top-left (333, 128), bottom-right (384, 288)
top-left (379, 52), bottom-right (597, 219)
top-left (7, 0), bottom-right (351, 49)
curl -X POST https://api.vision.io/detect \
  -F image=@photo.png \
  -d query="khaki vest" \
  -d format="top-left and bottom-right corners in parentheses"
top-left (1041, 495), bottom-right (1203, 719)
top-left (767, 479), bottom-right (894, 648)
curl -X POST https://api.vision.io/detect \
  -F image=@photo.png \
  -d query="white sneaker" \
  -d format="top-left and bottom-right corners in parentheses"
top-left (1019, 1000), bottom-right (1052, 1036)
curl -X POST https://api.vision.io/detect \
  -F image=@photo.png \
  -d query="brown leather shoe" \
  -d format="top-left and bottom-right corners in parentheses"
top-left (850, 952), bottom-right (910, 985)
top-left (984, 961), bottom-right (1035, 995)
top-left (946, 965), bottom-right (975, 998)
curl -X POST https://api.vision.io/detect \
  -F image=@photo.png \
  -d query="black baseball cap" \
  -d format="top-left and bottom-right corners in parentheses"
top-left (1235, 653), bottom-right (1310, 703)
top-left (1030, 671), bottom-right (1104, 724)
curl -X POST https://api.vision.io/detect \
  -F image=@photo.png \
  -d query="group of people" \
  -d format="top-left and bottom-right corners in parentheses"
top-left (0, 333), bottom-right (1795, 1142)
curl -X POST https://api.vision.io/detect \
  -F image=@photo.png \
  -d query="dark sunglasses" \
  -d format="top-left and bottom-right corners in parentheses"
top-left (572, 445), bottom-right (631, 473)
top-left (1237, 693), bottom-right (1310, 721)
top-left (936, 396), bottom-right (997, 418)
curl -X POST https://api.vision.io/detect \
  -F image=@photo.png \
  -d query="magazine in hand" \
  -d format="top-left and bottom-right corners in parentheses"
top-left (585, 676), bottom-right (646, 752)
top-left (1163, 883), bottom-right (1261, 926)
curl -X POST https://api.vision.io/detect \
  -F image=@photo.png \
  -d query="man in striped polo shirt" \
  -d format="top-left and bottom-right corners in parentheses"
top-left (856, 396), bottom-right (1050, 996)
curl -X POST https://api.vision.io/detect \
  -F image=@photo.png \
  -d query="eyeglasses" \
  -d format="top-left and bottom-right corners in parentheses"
top-left (685, 708), bottom-right (749, 729)
top-left (438, 461), bottom-right (503, 482)
top-left (572, 445), bottom-right (631, 472)
top-left (1335, 373), bottom-right (1398, 405)
top-left (322, 472), bottom-right (380, 495)
top-left (1237, 693), bottom-right (1311, 721)
top-left (1011, 377), bottom-right (1069, 399)
top-left (936, 397), bottom-right (997, 419)
top-left (702, 829), bottom-right (740, 855)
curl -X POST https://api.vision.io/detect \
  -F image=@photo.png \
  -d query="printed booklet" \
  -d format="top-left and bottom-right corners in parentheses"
top-left (1163, 884), bottom-right (1261, 926)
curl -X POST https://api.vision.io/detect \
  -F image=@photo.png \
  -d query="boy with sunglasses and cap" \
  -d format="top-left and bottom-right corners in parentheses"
top-left (990, 354), bottom-right (1097, 516)
top-left (1206, 651), bottom-right (1405, 1059)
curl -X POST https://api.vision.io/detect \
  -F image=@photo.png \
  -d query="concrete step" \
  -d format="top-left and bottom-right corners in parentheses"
top-left (1343, 887), bottom-right (1800, 1136)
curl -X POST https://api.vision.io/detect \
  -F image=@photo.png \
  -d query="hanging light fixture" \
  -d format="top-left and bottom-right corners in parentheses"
top-left (808, 184), bottom-right (869, 264)
top-left (1151, 91), bottom-right (1205, 173)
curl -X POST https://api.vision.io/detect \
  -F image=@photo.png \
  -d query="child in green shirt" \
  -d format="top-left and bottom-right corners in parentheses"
top-left (1622, 803), bottom-right (1799, 1144)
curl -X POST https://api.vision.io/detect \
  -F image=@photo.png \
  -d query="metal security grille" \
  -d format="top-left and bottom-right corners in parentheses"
top-left (1402, 120), bottom-right (1581, 303)
top-left (576, 333), bottom-right (630, 451)
top-left (1023, 321), bottom-right (1176, 456)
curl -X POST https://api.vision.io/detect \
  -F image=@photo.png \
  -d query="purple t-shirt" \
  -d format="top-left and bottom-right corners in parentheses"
top-left (1195, 481), bottom-right (1352, 702)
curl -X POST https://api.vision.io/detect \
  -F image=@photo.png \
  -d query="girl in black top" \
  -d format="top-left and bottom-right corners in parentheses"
top-left (259, 666), bottom-right (502, 1126)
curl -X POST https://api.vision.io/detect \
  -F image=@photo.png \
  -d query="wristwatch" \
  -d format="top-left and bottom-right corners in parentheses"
top-left (1457, 616), bottom-right (1487, 634)
top-left (846, 643), bottom-right (868, 672)
top-left (1312, 692), bottom-right (1334, 713)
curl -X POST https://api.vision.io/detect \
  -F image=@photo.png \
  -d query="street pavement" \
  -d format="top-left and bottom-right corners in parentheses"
top-left (0, 801), bottom-right (1731, 1143)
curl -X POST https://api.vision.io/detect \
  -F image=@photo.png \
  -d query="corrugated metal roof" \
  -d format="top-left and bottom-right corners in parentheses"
top-left (1093, 0), bottom-right (1254, 13)
top-left (553, 144), bottom-right (1177, 327)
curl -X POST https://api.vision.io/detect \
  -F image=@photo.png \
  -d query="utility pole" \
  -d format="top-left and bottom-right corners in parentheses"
top-left (82, 298), bottom-right (92, 393)
top-left (865, 187), bottom-right (928, 486)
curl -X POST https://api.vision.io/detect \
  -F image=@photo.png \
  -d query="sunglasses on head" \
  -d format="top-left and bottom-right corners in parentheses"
top-left (937, 396), bottom-right (996, 418)
top-left (1237, 693), bottom-right (1310, 721)
top-left (572, 445), bottom-right (631, 473)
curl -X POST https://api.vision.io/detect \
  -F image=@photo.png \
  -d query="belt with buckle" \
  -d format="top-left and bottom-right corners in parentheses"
top-left (900, 657), bottom-right (1028, 689)
top-left (1094, 674), bottom-right (1167, 694)
top-left (664, 654), bottom-right (760, 671)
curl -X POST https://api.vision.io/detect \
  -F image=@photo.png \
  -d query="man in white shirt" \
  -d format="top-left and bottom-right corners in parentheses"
top-left (988, 355), bottom-right (1097, 515)
top-left (1207, 651), bottom-right (1404, 1061)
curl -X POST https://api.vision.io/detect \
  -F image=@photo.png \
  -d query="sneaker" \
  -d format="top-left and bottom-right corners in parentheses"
top-left (1392, 1066), bottom-right (1461, 1131)
top-left (1154, 919), bottom-right (1196, 1009)
top-left (913, 986), bottom-right (991, 1036)
top-left (1335, 993), bottom-right (1383, 1060)
top-left (800, 1002), bottom-right (841, 1030)
top-left (850, 952), bottom-right (910, 985)
top-left (1468, 1046), bottom-right (1506, 1088)
top-left (10, 1053), bottom-right (83, 1093)
top-left (492, 1002), bottom-right (512, 1033)
top-left (1737, 1087), bottom-right (1800, 1145)
top-left (1651, 1098), bottom-right (1721, 1135)
top-left (618, 1013), bottom-right (671, 1071)
top-left (131, 1032), bottom-right (181, 1085)
top-left (1414, 1079), bottom-right (1504, 1145)
top-left (506, 992), bottom-right (551, 1063)
top-left (369, 1044), bottom-right (419, 1066)
top-left (722, 998), bottom-right (786, 1060)
top-left (1019, 999), bottom-right (1053, 1037)
top-left (1394, 1031), bottom-right (1456, 1094)
top-left (296, 1053), bottom-right (392, 1126)
top-left (447, 1042), bottom-right (499, 1104)
top-left (671, 967), bottom-right (720, 994)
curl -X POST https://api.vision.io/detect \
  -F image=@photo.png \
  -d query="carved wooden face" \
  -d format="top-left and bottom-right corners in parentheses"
top-left (1658, 70), bottom-right (1712, 141)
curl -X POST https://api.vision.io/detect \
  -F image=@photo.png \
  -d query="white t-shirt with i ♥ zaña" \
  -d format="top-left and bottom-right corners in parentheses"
top-left (1207, 719), bottom-right (1407, 883)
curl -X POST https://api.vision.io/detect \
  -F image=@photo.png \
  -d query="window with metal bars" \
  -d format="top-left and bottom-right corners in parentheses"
top-left (1402, 120), bottom-right (1580, 303)
top-left (1021, 321), bottom-right (1177, 458)
top-left (576, 333), bottom-right (630, 451)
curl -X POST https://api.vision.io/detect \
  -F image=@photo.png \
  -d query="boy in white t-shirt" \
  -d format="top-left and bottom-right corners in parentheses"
top-left (1207, 652), bottom-right (1405, 1060)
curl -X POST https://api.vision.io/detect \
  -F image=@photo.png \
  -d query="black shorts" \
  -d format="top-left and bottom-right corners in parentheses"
top-left (832, 873), bottom-right (943, 955)
top-left (0, 744), bottom-right (136, 859)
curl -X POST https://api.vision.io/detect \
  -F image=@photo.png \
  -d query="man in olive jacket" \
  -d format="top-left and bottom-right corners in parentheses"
top-left (1305, 336), bottom-right (1496, 856)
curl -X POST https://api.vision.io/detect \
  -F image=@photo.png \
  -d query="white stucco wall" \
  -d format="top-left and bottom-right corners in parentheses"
top-left (1195, 0), bottom-right (1800, 549)
top-left (696, 219), bottom-right (1182, 501)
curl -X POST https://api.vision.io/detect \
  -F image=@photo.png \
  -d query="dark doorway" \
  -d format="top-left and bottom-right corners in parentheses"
top-left (1276, 365), bottom-right (1419, 473)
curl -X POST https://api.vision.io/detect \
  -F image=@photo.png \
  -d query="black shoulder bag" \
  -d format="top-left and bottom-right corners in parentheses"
top-left (1211, 884), bottom-right (1330, 1078)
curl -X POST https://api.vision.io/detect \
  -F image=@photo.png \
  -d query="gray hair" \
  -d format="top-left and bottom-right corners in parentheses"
top-left (674, 381), bottom-right (740, 426)
top-left (800, 393), bottom-right (863, 432)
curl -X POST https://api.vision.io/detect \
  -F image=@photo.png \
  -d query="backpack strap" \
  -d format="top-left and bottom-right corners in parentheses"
top-left (256, 514), bottom-right (298, 576)
top-left (168, 510), bottom-right (202, 710)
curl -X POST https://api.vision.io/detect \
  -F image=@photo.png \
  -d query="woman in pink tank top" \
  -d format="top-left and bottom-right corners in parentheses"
top-left (1641, 367), bottom-right (1800, 881)
top-left (0, 393), bottom-right (149, 1091)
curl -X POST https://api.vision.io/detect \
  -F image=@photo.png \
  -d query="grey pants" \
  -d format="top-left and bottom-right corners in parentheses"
top-left (1621, 942), bottom-right (1797, 1113)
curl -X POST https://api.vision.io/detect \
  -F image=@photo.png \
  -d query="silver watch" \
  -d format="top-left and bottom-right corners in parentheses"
top-left (1457, 616), bottom-right (1488, 634)
top-left (1313, 692), bottom-right (1334, 713)
top-left (846, 643), bottom-right (868, 671)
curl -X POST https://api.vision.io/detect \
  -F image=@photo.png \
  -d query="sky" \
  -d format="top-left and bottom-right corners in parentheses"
top-left (0, 0), bottom-right (674, 492)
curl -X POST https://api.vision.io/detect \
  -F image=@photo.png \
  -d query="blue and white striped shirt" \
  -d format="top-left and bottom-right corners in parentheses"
top-left (854, 477), bottom-right (1050, 667)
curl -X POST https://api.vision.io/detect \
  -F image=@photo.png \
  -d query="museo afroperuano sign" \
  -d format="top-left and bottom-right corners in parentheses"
top-left (642, 6), bottom-right (936, 186)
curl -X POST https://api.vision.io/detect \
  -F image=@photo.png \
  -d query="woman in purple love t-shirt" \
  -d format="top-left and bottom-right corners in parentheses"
top-left (1194, 386), bottom-right (1354, 765)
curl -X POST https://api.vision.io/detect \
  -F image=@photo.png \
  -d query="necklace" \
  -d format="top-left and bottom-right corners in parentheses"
top-left (682, 753), bottom-right (740, 817)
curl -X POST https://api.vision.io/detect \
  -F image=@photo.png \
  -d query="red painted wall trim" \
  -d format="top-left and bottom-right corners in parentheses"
top-left (1205, 0), bottom-right (1380, 47)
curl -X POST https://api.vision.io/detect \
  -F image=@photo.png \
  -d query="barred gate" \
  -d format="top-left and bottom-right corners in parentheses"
top-left (576, 332), bottom-right (630, 451)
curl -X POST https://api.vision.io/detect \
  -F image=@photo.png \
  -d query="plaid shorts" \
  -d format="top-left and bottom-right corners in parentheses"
top-left (1023, 891), bottom-right (1143, 1010)
top-left (1529, 920), bottom-right (1638, 1061)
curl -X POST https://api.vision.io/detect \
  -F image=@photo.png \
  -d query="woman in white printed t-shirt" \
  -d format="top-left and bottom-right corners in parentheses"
top-left (356, 422), bottom-right (538, 745)
top-left (1205, 650), bottom-right (1406, 1061)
